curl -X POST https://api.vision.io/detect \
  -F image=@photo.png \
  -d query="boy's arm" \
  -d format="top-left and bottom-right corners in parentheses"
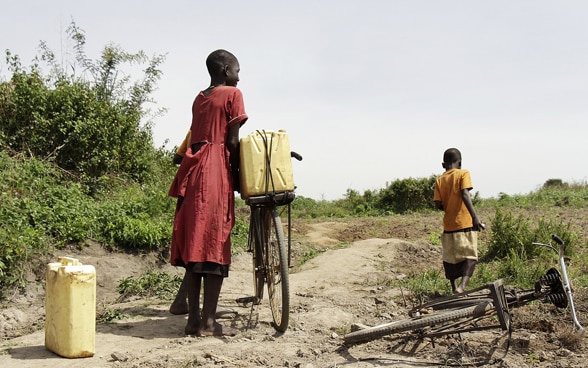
top-left (434, 200), bottom-right (444, 211)
top-left (461, 189), bottom-right (483, 230)
top-left (172, 153), bottom-right (183, 165)
top-left (173, 130), bottom-right (191, 165)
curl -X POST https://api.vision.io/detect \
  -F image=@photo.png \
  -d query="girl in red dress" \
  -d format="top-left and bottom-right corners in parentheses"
top-left (169, 49), bottom-right (248, 336)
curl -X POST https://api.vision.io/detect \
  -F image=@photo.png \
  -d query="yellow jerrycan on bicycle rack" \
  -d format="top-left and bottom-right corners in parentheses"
top-left (239, 130), bottom-right (295, 199)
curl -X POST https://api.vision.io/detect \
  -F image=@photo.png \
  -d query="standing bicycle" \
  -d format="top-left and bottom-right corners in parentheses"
top-left (236, 130), bottom-right (302, 332)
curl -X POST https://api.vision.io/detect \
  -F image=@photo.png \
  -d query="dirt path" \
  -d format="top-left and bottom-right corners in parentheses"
top-left (0, 219), bottom-right (586, 367)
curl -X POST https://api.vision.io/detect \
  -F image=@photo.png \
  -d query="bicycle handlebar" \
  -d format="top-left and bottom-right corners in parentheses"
top-left (290, 151), bottom-right (303, 161)
top-left (552, 234), bottom-right (564, 246)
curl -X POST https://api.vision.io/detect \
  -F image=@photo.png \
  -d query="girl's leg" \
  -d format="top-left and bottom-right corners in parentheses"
top-left (169, 270), bottom-right (189, 315)
top-left (184, 272), bottom-right (202, 335)
top-left (198, 274), bottom-right (238, 336)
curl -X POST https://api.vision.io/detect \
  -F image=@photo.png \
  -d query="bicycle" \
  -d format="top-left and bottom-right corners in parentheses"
top-left (344, 234), bottom-right (584, 344)
top-left (235, 137), bottom-right (302, 333)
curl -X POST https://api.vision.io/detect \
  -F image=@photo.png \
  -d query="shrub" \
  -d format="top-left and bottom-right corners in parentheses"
top-left (0, 21), bottom-right (165, 184)
top-left (484, 208), bottom-right (578, 261)
top-left (376, 175), bottom-right (437, 214)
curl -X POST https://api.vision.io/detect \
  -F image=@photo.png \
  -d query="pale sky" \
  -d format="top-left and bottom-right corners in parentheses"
top-left (2, 1), bottom-right (587, 200)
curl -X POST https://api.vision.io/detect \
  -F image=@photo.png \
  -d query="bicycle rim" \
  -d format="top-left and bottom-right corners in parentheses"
top-left (262, 207), bottom-right (290, 332)
top-left (344, 301), bottom-right (494, 344)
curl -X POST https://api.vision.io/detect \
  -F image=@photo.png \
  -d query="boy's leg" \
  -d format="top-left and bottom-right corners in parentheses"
top-left (458, 260), bottom-right (477, 292)
top-left (169, 270), bottom-right (189, 315)
top-left (184, 271), bottom-right (202, 335)
top-left (458, 276), bottom-right (470, 293)
top-left (450, 279), bottom-right (460, 294)
top-left (198, 274), bottom-right (238, 337)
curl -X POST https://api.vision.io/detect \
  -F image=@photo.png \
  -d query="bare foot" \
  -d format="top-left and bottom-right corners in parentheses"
top-left (184, 318), bottom-right (201, 335)
top-left (453, 287), bottom-right (464, 294)
top-left (197, 323), bottom-right (238, 337)
top-left (169, 301), bottom-right (189, 315)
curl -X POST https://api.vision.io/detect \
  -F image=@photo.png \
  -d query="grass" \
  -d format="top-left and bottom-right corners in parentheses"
top-left (117, 270), bottom-right (183, 302)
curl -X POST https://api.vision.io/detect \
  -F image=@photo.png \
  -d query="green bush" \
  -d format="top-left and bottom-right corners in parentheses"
top-left (376, 175), bottom-right (437, 214)
top-left (0, 21), bottom-right (165, 185)
top-left (484, 208), bottom-right (578, 261)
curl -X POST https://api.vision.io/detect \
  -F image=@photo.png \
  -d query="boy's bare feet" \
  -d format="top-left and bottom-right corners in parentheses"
top-left (453, 287), bottom-right (464, 294)
top-left (197, 323), bottom-right (238, 337)
top-left (169, 300), bottom-right (189, 315)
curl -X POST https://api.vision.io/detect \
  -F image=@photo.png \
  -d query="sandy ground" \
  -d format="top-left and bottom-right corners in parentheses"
top-left (1, 216), bottom-right (586, 367)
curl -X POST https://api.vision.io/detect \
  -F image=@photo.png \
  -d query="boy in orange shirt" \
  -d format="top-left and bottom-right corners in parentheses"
top-left (433, 148), bottom-right (484, 294)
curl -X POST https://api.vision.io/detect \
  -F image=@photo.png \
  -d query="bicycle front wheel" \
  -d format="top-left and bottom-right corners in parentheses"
top-left (344, 301), bottom-right (494, 344)
top-left (261, 206), bottom-right (290, 332)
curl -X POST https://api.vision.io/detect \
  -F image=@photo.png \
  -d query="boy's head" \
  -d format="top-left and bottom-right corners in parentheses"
top-left (206, 49), bottom-right (240, 86)
top-left (442, 148), bottom-right (462, 169)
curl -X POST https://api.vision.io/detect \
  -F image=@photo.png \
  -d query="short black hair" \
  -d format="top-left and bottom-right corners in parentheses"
top-left (443, 148), bottom-right (462, 164)
top-left (206, 49), bottom-right (238, 77)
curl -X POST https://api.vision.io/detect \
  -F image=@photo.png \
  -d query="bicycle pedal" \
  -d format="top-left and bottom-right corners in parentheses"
top-left (236, 296), bottom-right (257, 304)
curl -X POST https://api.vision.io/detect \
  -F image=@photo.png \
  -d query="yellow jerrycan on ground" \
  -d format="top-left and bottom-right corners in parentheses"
top-left (45, 256), bottom-right (96, 358)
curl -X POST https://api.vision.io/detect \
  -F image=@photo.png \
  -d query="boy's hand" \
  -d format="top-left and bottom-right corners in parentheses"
top-left (473, 217), bottom-right (485, 231)
top-left (232, 169), bottom-right (240, 193)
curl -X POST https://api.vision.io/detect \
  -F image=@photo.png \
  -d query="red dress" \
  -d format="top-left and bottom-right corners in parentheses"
top-left (169, 86), bottom-right (248, 268)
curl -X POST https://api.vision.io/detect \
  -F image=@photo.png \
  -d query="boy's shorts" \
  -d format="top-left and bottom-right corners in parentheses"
top-left (441, 229), bottom-right (478, 264)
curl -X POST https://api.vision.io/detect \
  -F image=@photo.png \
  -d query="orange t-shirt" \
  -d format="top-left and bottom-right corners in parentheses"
top-left (176, 130), bottom-right (191, 157)
top-left (433, 169), bottom-right (473, 232)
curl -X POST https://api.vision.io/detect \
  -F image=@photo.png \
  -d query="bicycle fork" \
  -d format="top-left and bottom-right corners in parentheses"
top-left (558, 251), bottom-right (584, 334)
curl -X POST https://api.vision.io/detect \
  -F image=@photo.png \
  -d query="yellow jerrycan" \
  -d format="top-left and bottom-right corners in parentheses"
top-left (45, 256), bottom-right (96, 358)
top-left (239, 130), bottom-right (295, 199)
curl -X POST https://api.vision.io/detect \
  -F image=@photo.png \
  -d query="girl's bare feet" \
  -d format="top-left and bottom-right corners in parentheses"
top-left (197, 322), bottom-right (238, 337)
top-left (184, 317), bottom-right (201, 335)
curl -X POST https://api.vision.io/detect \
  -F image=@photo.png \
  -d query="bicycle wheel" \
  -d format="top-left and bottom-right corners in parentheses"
top-left (344, 301), bottom-right (494, 344)
top-left (261, 206), bottom-right (290, 332)
top-left (250, 208), bottom-right (265, 304)
top-left (419, 297), bottom-right (494, 313)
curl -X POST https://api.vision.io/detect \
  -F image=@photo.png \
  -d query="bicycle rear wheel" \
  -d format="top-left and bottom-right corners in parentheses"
top-left (261, 206), bottom-right (290, 332)
top-left (344, 301), bottom-right (495, 344)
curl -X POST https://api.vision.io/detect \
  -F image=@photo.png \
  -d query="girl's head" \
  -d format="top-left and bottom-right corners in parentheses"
top-left (206, 49), bottom-right (240, 87)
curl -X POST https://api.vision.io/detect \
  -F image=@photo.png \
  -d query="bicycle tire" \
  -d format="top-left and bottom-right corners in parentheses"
top-left (262, 206), bottom-right (290, 332)
top-left (344, 301), bottom-right (494, 344)
top-left (423, 297), bottom-right (494, 312)
top-left (250, 208), bottom-right (265, 304)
